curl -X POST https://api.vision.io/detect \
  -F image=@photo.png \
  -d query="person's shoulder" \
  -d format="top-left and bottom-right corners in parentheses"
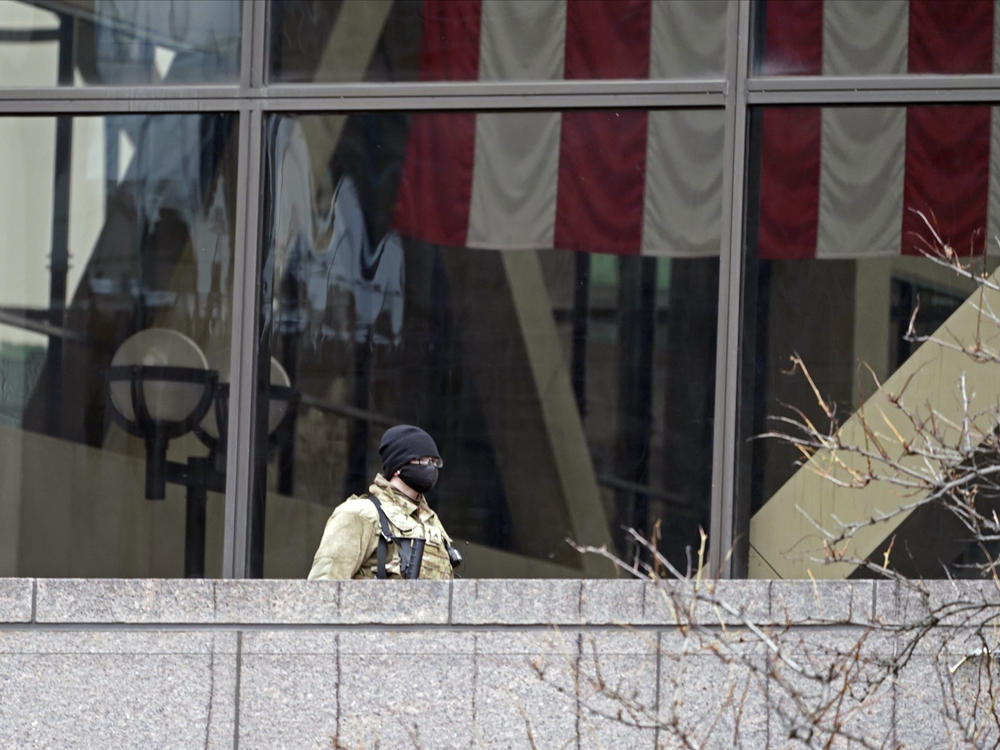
top-left (332, 494), bottom-right (380, 522)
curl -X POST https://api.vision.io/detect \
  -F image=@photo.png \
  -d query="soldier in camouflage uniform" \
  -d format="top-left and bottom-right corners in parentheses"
top-left (308, 425), bottom-right (457, 580)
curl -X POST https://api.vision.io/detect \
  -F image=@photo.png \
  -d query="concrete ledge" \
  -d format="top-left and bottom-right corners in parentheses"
top-left (768, 579), bottom-right (874, 624)
top-left (580, 579), bottom-right (871, 627)
top-left (451, 579), bottom-right (581, 624)
top-left (0, 579), bottom-right (32, 622)
top-left (214, 579), bottom-right (450, 624)
top-left (581, 578), bottom-right (773, 625)
top-left (35, 579), bottom-right (216, 623)
top-left (30, 578), bottom-right (454, 625)
top-left (4, 577), bottom-right (943, 627)
top-left (2, 578), bottom-right (996, 749)
top-left (874, 579), bottom-right (1000, 626)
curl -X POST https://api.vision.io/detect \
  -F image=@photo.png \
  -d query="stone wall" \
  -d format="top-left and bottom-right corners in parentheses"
top-left (0, 578), bottom-right (996, 748)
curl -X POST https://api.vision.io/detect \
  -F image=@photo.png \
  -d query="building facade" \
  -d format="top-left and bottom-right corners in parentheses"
top-left (0, 0), bottom-right (997, 580)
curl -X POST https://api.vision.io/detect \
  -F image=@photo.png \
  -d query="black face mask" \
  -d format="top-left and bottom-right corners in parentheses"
top-left (397, 463), bottom-right (438, 494)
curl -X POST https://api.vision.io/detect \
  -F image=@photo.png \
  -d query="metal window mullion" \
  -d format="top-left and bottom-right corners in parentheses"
top-left (222, 104), bottom-right (264, 578)
top-left (747, 88), bottom-right (1000, 105)
top-left (0, 88), bottom-right (243, 114)
top-left (0, 77), bottom-right (725, 101)
top-left (746, 74), bottom-right (1000, 105)
top-left (0, 94), bottom-right (728, 118)
top-left (250, 0), bottom-right (267, 88)
top-left (255, 77), bottom-right (725, 111)
top-left (222, 0), bottom-right (267, 578)
top-left (0, 85), bottom-right (242, 100)
top-left (262, 78), bottom-right (726, 98)
top-left (10, 81), bottom-right (1000, 112)
top-left (0, 91), bottom-right (724, 114)
top-left (709, 0), bottom-right (752, 578)
top-left (748, 72), bottom-right (1000, 92)
top-left (255, 91), bottom-right (724, 111)
top-left (0, 98), bottom-right (243, 114)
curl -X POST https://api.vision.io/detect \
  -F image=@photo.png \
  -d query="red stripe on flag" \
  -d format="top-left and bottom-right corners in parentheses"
top-left (556, 1), bottom-right (650, 254)
top-left (758, 108), bottom-right (822, 260)
top-left (903, 2), bottom-right (991, 256)
top-left (902, 107), bottom-right (990, 258)
top-left (759, 0), bottom-right (823, 76)
top-left (392, 112), bottom-right (478, 249)
top-left (415, 0), bottom-right (482, 81)
top-left (757, 1), bottom-right (822, 259)
top-left (392, 0), bottom-right (481, 248)
top-left (564, 0), bottom-right (651, 79)
top-left (555, 110), bottom-right (648, 255)
top-left (908, 0), bottom-right (993, 74)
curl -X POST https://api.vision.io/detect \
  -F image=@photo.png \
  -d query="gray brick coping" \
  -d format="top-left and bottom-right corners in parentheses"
top-left (0, 577), bottom-right (983, 629)
top-left (0, 578), bottom-right (32, 623)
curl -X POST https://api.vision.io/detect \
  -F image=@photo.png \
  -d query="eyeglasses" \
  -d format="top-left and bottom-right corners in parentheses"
top-left (409, 456), bottom-right (444, 469)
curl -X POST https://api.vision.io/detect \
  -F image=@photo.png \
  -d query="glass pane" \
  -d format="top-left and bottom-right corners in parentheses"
top-left (0, 112), bottom-right (237, 577)
top-left (258, 109), bottom-right (723, 578)
top-left (753, 0), bottom-right (995, 76)
top-left (269, 0), bottom-right (728, 83)
top-left (0, 0), bottom-right (240, 86)
top-left (741, 104), bottom-right (1000, 579)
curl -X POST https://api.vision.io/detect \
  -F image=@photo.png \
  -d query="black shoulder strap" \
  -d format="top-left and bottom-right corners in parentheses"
top-left (366, 494), bottom-right (426, 579)
top-left (367, 495), bottom-right (394, 579)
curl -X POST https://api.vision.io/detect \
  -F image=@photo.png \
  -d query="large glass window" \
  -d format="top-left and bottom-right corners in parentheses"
top-left (740, 103), bottom-right (1000, 579)
top-left (754, 0), bottom-right (996, 77)
top-left (255, 108), bottom-right (723, 578)
top-left (0, 0), bottom-right (240, 86)
top-left (17, 0), bottom-right (1000, 582)
top-left (269, 0), bottom-right (728, 83)
top-left (0, 113), bottom-right (237, 577)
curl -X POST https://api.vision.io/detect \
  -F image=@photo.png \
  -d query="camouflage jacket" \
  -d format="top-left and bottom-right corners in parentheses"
top-left (307, 474), bottom-right (454, 580)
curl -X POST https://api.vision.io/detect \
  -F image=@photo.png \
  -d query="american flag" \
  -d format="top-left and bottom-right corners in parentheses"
top-left (392, 0), bottom-right (1000, 260)
top-left (392, 0), bottom-right (726, 258)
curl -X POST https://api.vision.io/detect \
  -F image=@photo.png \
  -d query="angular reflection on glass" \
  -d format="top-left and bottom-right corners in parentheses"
top-left (741, 104), bottom-right (1000, 579)
top-left (0, 112), bottom-right (237, 577)
top-left (0, 0), bottom-right (240, 87)
top-left (259, 110), bottom-right (722, 578)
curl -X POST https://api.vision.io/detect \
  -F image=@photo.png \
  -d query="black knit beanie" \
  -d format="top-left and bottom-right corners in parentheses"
top-left (378, 425), bottom-right (441, 478)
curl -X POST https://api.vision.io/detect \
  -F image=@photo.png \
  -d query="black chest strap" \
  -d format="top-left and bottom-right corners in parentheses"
top-left (368, 495), bottom-right (425, 579)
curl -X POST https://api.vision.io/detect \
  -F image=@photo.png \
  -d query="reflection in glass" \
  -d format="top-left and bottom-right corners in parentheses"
top-left (0, 113), bottom-right (237, 577)
top-left (259, 109), bottom-right (722, 578)
top-left (0, 0), bottom-right (240, 86)
top-left (754, 0), bottom-right (995, 77)
top-left (268, 0), bottom-right (727, 84)
top-left (741, 104), bottom-right (1000, 579)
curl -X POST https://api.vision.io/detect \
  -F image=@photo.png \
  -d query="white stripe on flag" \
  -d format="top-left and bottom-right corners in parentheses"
top-left (650, 0), bottom-right (727, 78)
top-left (478, 0), bottom-right (565, 81)
top-left (644, 1), bottom-right (727, 256)
top-left (816, 107), bottom-right (905, 258)
top-left (467, 111), bottom-right (562, 250)
top-left (641, 109), bottom-right (724, 257)
top-left (817, 1), bottom-right (907, 258)
top-left (823, 0), bottom-right (908, 76)
top-left (468, 0), bottom-right (564, 250)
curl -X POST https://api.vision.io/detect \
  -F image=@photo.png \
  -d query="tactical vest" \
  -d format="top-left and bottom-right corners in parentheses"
top-left (367, 494), bottom-right (458, 580)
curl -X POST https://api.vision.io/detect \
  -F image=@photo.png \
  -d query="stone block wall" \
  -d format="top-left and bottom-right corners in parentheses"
top-left (0, 578), bottom-right (996, 748)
